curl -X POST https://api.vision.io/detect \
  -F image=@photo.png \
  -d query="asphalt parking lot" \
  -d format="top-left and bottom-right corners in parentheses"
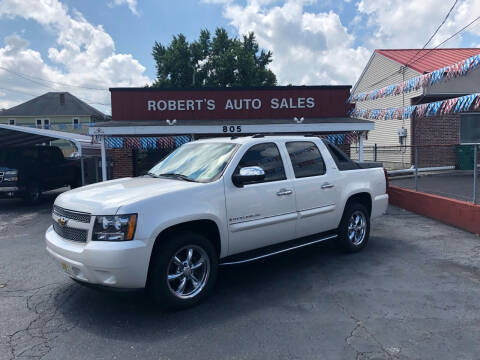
top-left (390, 171), bottom-right (478, 202)
top-left (1, 194), bottom-right (480, 360)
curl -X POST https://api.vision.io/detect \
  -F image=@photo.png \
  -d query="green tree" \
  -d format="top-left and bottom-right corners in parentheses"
top-left (151, 28), bottom-right (277, 88)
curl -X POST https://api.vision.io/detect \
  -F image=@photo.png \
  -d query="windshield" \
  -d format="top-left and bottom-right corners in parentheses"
top-left (148, 142), bottom-right (238, 183)
top-left (0, 148), bottom-right (33, 167)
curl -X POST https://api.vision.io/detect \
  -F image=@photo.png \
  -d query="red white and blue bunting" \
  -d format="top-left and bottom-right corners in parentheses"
top-left (348, 53), bottom-right (480, 103)
top-left (349, 93), bottom-right (480, 120)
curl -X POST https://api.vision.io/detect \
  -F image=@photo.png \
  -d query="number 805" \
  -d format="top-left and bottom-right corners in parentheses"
top-left (223, 125), bottom-right (242, 133)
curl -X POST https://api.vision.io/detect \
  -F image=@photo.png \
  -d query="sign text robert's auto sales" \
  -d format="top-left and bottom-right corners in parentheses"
top-left (110, 87), bottom-right (350, 121)
top-left (147, 97), bottom-right (316, 112)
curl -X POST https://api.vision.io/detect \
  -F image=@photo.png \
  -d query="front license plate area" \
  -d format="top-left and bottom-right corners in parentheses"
top-left (61, 262), bottom-right (72, 275)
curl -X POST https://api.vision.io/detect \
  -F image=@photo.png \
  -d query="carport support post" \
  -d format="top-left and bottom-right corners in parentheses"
top-left (80, 155), bottom-right (85, 186)
top-left (474, 144), bottom-right (478, 204)
top-left (414, 147), bottom-right (419, 192)
top-left (100, 136), bottom-right (107, 182)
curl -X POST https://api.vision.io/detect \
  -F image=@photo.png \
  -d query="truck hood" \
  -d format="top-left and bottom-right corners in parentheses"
top-left (55, 176), bottom-right (202, 214)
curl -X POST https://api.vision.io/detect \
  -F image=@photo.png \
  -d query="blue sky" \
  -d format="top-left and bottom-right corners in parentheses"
top-left (1, 0), bottom-right (480, 113)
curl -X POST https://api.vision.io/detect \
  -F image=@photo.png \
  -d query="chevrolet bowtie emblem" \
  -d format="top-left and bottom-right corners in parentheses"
top-left (57, 217), bottom-right (68, 226)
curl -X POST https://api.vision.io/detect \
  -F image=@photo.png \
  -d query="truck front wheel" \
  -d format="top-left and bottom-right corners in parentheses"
top-left (148, 231), bottom-right (218, 310)
top-left (338, 203), bottom-right (370, 252)
top-left (24, 183), bottom-right (41, 204)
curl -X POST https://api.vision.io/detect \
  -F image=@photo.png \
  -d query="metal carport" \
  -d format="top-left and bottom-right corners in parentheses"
top-left (0, 124), bottom-right (100, 185)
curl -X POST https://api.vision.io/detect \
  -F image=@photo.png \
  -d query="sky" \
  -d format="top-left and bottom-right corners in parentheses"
top-left (1, 0), bottom-right (480, 115)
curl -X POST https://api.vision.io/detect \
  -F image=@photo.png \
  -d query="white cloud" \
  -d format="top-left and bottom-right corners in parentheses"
top-left (0, 0), bottom-right (150, 113)
top-left (109, 0), bottom-right (139, 16)
top-left (357, 0), bottom-right (480, 48)
top-left (218, 0), bottom-right (370, 85)
top-left (207, 0), bottom-right (480, 87)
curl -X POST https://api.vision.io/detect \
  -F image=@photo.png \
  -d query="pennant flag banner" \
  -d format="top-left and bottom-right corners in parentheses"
top-left (349, 93), bottom-right (480, 120)
top-left (348, 53), bottom-right (480, 103)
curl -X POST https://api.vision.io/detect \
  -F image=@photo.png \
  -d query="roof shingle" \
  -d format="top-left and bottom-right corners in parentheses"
top-left (0, 92), bottom-right (106, 118)
top-left (376, 48), bottom-right (480, 74)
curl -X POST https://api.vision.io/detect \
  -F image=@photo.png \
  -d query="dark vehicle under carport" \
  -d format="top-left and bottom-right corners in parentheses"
top-left (0, 146), bottom-right (81, 202)
top-left (0, 124), bottom-right (101, 202)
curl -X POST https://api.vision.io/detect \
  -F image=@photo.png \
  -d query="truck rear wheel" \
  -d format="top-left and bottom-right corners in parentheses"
top-left (338, 203), bottom-right (370, 252)
top-left (148, 231), bottom-right (218, 310)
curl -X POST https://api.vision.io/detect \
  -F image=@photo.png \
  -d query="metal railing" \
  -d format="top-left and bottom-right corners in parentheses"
top-left (351, 144), bottom-right (479, 204)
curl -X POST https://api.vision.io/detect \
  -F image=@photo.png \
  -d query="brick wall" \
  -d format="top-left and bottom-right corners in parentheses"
top-left (111, 149), bottom-right (134, 179)
top-left (412, 114), bottom-right (460, 167)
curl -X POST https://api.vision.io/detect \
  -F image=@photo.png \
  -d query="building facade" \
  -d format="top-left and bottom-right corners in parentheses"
top-left (89, 86), bottom-right (373, 180)
top-left (0, 92), bottom-right (107, 156)
top-left (351, 48), bottom-right (480, 168)
top-left (0, 92), bottom-right (107, 135)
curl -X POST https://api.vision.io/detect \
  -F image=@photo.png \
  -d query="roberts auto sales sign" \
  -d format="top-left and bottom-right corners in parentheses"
top-left (110, 87), bottom-right (351, 121)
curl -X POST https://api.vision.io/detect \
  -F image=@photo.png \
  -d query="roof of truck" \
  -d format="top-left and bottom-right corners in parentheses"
top-left (194, 135), bottom-right (321, 144)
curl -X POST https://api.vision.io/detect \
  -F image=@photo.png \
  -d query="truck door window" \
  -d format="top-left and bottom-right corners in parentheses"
top-left (286, 141), bottom-right (326, 178)
top-left (236, 143), bottom-right (286, 183)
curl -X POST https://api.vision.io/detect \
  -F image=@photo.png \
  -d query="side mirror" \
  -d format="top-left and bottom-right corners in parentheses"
top-left (232, 166), bottom-right (265, 187)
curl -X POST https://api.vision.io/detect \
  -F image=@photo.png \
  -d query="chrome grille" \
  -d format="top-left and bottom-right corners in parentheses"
top-left (53, 222), bottom-right (88, 243)
top-left (53, 205), bottom-right (91, 223)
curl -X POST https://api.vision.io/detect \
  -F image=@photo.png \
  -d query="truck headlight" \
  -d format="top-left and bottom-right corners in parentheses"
top-left (4, 170), bottom-right (18, 182)
top-left (92, 214), bottom-right (137, 241)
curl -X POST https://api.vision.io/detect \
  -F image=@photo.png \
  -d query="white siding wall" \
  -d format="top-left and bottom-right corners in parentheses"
top-left (426, 66), bottom-right (480, 95)
top-left (351, 53), bottom-right (423, 168)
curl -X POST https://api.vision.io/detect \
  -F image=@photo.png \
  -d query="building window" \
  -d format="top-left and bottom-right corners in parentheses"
top-left (36, 119), bottom-right (42, 128)
top-left (73, 118), bottom-right (80, 129)
top-left (43, 119), bottom-right (50, 129)
top-left (8, 119), bottom-right (15, 125)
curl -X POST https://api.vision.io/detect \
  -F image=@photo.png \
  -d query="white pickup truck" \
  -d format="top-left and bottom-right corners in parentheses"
top-left (46, 135), bottom-right (388, 309)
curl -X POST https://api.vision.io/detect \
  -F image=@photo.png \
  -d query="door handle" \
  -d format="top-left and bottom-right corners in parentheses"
top-left (276, 188), bottom-right (293, 196)
top-left (321, 183), bottom-right (334, 189)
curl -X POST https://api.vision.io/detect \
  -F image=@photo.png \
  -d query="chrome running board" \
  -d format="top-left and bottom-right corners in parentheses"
top-left (219, 234), bottom-right (338, 266)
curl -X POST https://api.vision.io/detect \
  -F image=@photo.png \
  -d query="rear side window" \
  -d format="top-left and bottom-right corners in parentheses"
top-left (286, 141), bottom-right (326, 178)
top-left (322, 140), bottom-right (360, 171)
top-left (236, 142), bottom-right (286, 183)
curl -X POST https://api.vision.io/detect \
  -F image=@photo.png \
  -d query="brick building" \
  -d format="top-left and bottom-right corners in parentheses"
top-left (89, 86), bottom-right (374, 180)
top-left (351, 48), bottom-right (480, 168)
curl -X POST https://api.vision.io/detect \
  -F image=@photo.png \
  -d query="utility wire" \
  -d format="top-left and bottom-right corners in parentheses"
top-left (361, 0), bottom-right (462, 91)
top-left (404, 0), bottom-right (459, 68)
top-left (406, 15), bottom-right (480, 66)
top-left (0, 86), bottom-right (111, 107)
top-left (0, 65), bottom-right (109, 91)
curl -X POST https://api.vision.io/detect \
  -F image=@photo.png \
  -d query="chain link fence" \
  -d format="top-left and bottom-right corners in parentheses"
top-left (351, 144), bottom-right (479, 204)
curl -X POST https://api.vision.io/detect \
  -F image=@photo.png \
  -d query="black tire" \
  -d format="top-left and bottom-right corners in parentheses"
top-left (24, 183), bottom-right (41, 204)
top-left (147, 231), bottom-right (218, 310)
top-left (337, 203), bottom-right (370, 253)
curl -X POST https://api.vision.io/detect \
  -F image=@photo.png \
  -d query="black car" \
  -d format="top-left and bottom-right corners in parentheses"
top-left (0, 146), bottom-right (81, 202)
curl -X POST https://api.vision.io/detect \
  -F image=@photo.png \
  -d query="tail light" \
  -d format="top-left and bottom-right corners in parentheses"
top-left (383, 168), bottom-right (389, 190)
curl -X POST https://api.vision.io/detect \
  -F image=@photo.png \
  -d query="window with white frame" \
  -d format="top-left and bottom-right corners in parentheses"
top-left (8, 119), bottom-right (15, 125)
top-left (43, 119), bottom-right (50, 129)
top-left (36, 119), bottom-right (42, 128)
top-left (73, 118), bottom-right (80, 129)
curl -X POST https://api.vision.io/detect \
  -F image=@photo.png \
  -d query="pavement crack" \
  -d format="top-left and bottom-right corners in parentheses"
top-left (326, 275), bottom-right (402, 360)
top-left (5, 283), bottom-right (80, 360)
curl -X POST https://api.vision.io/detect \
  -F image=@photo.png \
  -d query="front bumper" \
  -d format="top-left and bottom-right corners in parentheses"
top-left (0, 186), bottom-right (23, 197)
top-left (45, 225), bottom-right (151, 288)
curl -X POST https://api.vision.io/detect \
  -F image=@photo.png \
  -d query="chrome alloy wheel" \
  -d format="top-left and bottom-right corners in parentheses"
top-left (167, 245), bottom-right (210, 299)
top-left (348, 210), bottom-right (367, 246)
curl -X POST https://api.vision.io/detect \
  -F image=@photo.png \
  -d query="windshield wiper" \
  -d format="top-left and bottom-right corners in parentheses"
top-left (158, 173), bottom-right (197, 182)
top-left (147, 172), bottom-right (160, 178)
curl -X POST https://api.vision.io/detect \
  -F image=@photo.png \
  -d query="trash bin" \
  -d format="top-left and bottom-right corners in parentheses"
top-left (456, 144), bottom-right (475, 170)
